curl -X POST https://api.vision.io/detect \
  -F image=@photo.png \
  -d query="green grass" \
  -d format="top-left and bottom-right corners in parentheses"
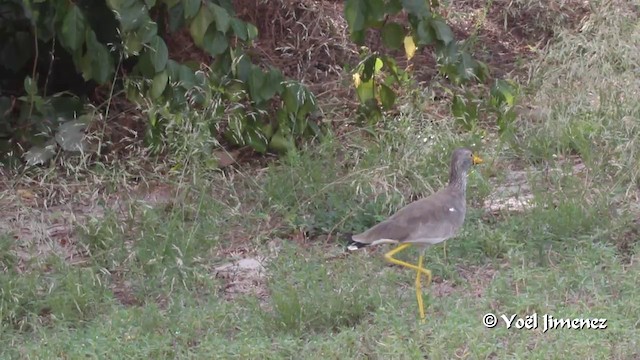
top-left (3, 2), bottom-right (640, 358)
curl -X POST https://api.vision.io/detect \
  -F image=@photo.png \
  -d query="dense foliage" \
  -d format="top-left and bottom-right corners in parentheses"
top-left (0, 0), bottom-right (318, 165)
top-left (0, 0), bottom-right (517, 166)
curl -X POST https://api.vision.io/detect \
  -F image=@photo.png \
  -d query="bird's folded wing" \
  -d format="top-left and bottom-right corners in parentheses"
top-left (351, 218), bottom-right (411, 244)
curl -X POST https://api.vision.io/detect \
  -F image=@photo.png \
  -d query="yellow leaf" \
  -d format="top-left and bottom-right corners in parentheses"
top-left (374, 58), bottom-right (383, 73)
top-left (404, 35), bottom-right (416, 60)
top-left (17, 189), bottom-right (35, 200)
top-left (352, 73), bottom-right (361, 88)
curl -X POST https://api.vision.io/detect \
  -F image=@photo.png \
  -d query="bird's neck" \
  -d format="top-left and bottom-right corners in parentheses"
top-left (448, 171), bottom-right (468, 194)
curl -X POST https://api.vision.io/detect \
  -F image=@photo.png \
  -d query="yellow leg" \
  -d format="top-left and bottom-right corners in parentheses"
top-left (416, 255), bottom-right (425, 323)
top-left (383, 243), bottom-right (432, 321)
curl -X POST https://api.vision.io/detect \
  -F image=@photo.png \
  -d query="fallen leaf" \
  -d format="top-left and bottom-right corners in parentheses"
top-left (17, 189), bottom-right (35, 200)
top-left (213, 149), bottom-right (241, 168)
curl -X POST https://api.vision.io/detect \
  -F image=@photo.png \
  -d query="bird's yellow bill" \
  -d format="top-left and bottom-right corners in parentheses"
top-left (472, 154), bottom-right (484, 165)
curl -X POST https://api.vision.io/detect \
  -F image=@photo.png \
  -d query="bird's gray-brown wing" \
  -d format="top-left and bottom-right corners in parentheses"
top-left (352, 188), bottom-right (465, 246)
top-left (351, 217), bottom-right (412, 244)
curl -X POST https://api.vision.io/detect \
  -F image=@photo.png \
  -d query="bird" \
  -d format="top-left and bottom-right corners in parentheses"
top-left (347, 148), bottom-right (483, 322)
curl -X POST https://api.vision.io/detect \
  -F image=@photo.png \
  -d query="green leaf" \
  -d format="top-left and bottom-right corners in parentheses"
top-left (361, 55), bottom-right (379, 81)
top-left (178, 64), bottom-right (198, 89)
top-left (211, 3), bottom-right (231, 33)
top-left (211, 50), bottom-right (232, 74)
top-left (344, 0), bottom-right (365, 32)
top-left (149, 36), bottom-right (169, 72)
top-left (247, 67), bottom-right (266, 102)
top-left (276, 108), bottom-right (289, 128)
top-left (85, 31), bottom-right (114, 84)
top-left (189, 5), bottom-right (214, 46)
top-left (306, 119), bottom-right (322, 137)
top-left (262, 122), bottom-right (274, 138)
top-left (229, 109), bottom-right (246, 134)
top-left (261, 68), bottom-right (284, 99)
top-left (451, 93), bottom-right (478, 130)
top-left (258, 82), bottom-right (280, 104)
top-left (431, 19), bottom-right (454, 45)
top-left (401, 0), bottom-right (430, 16)
top-left (123, 33), bottom-right (144, 56)
top-left (356, 79), bottom-right (375, 103)
top-left (194, 70), bottom-right (208, 87)
top-left (135, 49), bottom-right (156, 77)
top-left (268, 130), bottom-right (294, 153)
top-left (203, 29), bottom-right (229, 55)
top-left (235, 55), bottom-right (252, 82)
top-left (451, 93), bottom-right (465, 119)
top-left (224, 80), bottom-right (246, 102)
top-left (230, 18), bottom-right (248, 40)
top-left (283, 83), bottom-right (302, 113)
top-left (387, 0), bottom-right (403, 14)
top-left (118, 2), bottom-right (148, 32)
top-left (364, 0), bottom-right (386, 27)
top-left (374, 57), bottom-right (384, 72)
top-left (296, 101), bottom-right (315, 121)
top-left (23, 76), bottom-right (37, 96)
top-left (491, 80), bottom-right (518, 107)
top-left (106, 0), bottom-right (138, 9)
top-left (166, 59), bottom-right (180, 79)
top-left (294, 110), bottom-right (309, 135)
top-left (456, 53), bottom-right (472, 83)
top-left (381, 56), bottom-right (400, 78)
top-left (60, 5), bottom-right (86, 52)
top-left (416, 19), bottom-right (435, 45)
top-left (475, 60), bottom-right (490, 82)
top-left (168, 3), bottom-right (185, 31)
top-left (378, 83), bottom-right (396, 110)
top-left (436, 40), bottom-right (459, 67)
top-left (79, 54), bottom-right (93, 80)
top-left (151, 70), bottom-right (169, 99)
top-left (184, 0), bottom-right (200, 18)
top-left (496, 109), bottom-right (517, 135)
top-left (217, 0), bottom-right (234, 12)
top-left (247, 23), bottom-right (258, 40)
top-left (381, 22), bottom-right (405, 49)
top-left (244, 127), bottom-right (268, 153)
top-left (140, 21), bottom-right (159, 44)
top-left (350, 30), bottom-right (365, 44)
top-left (162, 0), bottom-right (182, 8)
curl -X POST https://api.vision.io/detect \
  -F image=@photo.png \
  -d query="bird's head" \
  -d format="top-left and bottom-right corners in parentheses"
top-left (450, 148), bottom-right (483, 183)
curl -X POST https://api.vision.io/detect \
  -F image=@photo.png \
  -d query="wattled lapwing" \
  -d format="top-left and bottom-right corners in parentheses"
top-left (347, 148), bottom-right (483, 322)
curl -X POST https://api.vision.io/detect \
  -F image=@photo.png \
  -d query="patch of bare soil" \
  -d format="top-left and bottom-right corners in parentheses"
top-left (482, 154), bottom-right (589, 215)
top-left (214, 257), bottom-right (269, 301)
top-left (456, 264), bottom-right (499, 298)
top-left (234, 0), bottom-right (356, 96)
top-left (0, 178), bottom-right (176, 273)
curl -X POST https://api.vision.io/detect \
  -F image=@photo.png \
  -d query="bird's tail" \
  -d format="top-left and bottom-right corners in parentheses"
top-left (346, 241), bottom-right (370, 251)
top-left (345, 233), bottom-right (370, 251)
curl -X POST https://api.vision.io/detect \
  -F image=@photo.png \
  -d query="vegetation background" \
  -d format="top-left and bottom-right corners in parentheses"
top-left (1, 0), bottom-right (639, 358)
